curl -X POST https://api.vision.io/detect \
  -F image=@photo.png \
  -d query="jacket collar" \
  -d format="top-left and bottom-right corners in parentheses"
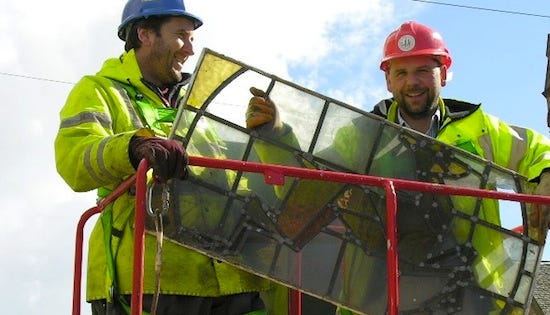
top-left (97, 49), bottom-right (191, 107)
top-left (373, 97), bottom-right (480, 124)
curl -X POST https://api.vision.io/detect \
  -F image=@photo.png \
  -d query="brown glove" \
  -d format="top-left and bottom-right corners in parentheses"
top-left (129, 136), bottom-right (188, 183)
top-left (529, 171), bottom-right (550, 244)
top-left (245, 87), bottom-right (282, 132)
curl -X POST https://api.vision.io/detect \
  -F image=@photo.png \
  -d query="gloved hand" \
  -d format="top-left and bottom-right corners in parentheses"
top-left (245, 87), bottom-right (283, 133)
top-left (129, 136), bottom-right (188, 183)
top-left (529, 171), bottom-right (550, 244)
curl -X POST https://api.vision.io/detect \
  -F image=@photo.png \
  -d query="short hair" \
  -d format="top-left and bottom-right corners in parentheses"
top-left (123, 16), bottom-right (172, 52)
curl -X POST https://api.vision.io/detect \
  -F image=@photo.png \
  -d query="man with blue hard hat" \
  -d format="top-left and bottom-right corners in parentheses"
top-left (55, 0), bottom-right (271, 314)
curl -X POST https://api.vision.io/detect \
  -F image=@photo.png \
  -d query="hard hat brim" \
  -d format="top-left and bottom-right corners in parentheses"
top-left (118, 11), bottom-right (203, 41)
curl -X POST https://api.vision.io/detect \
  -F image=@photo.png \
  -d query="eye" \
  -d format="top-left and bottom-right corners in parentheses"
top-left (176, 31), bottom-right (193, 43)
top-left (394, 70), bottom-right (407, 78)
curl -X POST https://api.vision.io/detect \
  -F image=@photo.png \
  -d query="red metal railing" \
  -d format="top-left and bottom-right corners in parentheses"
top-left (72, 174), bottom-right (137, 315)
top-left (73, 156), bottom-right (550, 315)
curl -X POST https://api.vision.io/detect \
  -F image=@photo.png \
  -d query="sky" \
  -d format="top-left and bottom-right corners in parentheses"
top-left (1, 0), bottom-right (550, 314)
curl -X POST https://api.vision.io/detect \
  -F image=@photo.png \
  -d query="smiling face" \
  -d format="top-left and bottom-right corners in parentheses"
top-left (136, 16), bottom-right (196, 86)
top-left (385, 55), bottom-right (447, 120)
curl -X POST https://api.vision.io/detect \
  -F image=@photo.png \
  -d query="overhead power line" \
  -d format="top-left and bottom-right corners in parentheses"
top-left (0, 71), bottom-right (75, 85)
top-left (412, 0), bottom-right (550, 19)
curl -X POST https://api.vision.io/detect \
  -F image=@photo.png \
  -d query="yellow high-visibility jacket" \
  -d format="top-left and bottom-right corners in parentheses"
top-left (335, 98), bottom-right (550, 314)
top-left (251, 96), bottom-right (550, 314)
top-left (55, 49), bottom-right (270, 302)
top-left (372, 98), bottom-right (550, 181)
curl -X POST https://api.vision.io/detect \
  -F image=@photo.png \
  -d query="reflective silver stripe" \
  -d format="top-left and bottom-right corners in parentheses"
top-left (478, 133), bottom-right (494, 162)
top-left (96, 138), bottom-right (119, 181)
top-left (84, 145), bottom-right (105, 184)
top-left (533, 151), bottom-right (550, 166)
top-left (478, 125), bottom-right (528, 173)
top-left (473, 243), bottom-right (507, 294)
top-left (83, 138), bottom-right (119, 184)
top-left (59, 111), bottom-right (112, 130)
top-left (507, 126), bottom-right (529, 172)
top-left (113, 82), bottom-right (144, 129)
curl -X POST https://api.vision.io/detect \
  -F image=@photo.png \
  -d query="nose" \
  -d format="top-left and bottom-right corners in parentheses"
top-left (181, 38), bottom-right (194, 56)
top-left (404, 73), bottom-right (421, 86)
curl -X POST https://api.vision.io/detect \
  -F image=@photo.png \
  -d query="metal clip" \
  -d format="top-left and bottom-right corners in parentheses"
top-left (146, 182), bottom-right (170, 217)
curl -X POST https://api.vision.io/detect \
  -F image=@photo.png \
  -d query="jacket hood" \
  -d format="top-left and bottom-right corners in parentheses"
top-left (97, 49), bottom-right (146, 89)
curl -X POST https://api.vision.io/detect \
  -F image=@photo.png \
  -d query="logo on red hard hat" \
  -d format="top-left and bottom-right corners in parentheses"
top-left (397, 35), bottom-right (415, 52)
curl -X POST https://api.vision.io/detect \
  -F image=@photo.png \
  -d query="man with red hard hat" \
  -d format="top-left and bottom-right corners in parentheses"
top-left (344, 20), bottom-right (550, 315)
top-left (374, 20), bottom-right (452, 136)
top-left (245, 21), bottom-right (550, 314)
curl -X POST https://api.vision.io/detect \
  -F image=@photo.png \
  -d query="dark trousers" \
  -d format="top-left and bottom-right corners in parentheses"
top-left (91, 292), bottom-right (265, 315)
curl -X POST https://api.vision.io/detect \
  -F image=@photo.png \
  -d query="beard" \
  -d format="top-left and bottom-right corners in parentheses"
top-left (165, 66), bottom-right (183, 84)
top-left (396, 89), bottom-right (439, 119)
top-left (149, 43), bottom-right (183, 86)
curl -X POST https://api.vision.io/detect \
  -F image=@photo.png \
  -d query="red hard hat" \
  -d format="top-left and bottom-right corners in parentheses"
top-left (380, 21), bottom-right (452, 71)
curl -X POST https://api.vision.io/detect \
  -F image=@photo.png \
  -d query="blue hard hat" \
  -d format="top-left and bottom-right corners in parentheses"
top-left (118, 0), bottom-right (203, 40)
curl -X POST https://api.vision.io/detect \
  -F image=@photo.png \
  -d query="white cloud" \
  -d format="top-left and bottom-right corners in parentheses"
top-left (2, 0), bottom-right (394, 313)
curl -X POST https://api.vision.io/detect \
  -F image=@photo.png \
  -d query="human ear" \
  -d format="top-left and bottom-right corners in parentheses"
top-left (440, 65), bottom-right (448, 87)
top-left (137, 28), bottom-right (153, 46)
top-left (385, 72), bottom-right (392, 92)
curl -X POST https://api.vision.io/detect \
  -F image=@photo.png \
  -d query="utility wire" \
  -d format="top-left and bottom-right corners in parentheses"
top-left (0, 71), bottom-right (75, 85)
top-left (412, 0), bottom-right (550, 19)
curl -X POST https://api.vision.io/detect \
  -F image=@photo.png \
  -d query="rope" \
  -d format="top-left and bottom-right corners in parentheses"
top-left (151, 210), bottom-right (163, 315)
top-left (146, 182), bottom-right (170, 315)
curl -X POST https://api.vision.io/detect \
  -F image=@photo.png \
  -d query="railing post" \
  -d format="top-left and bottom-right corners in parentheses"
top-left (72, 206), bottom-right (103, 315)
top-left (383, 180), bottom-right (399, 315)
top-left (131, 159), bottom-right (149, 315)
top-left (289, 289), bottom-right (302, 315)
top-left (543, 33), bottom-right (550, 128)
top-left (288, 251), bottom-right (303, 314)
top-left (72, 174), bottom-right (137, 315)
